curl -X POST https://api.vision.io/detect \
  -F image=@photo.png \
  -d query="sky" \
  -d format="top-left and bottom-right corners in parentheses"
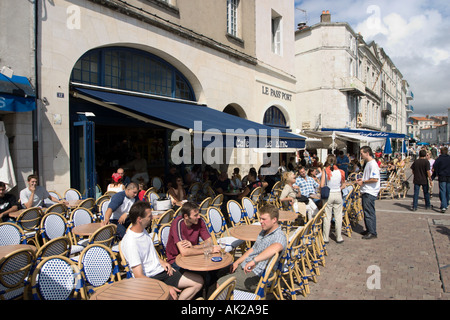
top-left (294, 0), bottom-right (450, 117)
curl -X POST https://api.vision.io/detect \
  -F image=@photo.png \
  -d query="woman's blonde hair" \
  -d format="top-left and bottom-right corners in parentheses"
top-left (282, 171), bottom-right (293, 184)
top-left (325, 154), bottom-right (337, 170)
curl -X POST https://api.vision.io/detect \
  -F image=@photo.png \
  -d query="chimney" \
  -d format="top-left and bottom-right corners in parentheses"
top-left (321, 10), bottom-right (331, 23)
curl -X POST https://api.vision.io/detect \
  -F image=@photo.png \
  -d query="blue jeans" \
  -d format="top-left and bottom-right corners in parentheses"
top-left (362, 193), bottom-right (377, 236)
top-left (438, 181), bottom-right (450, 209)
top-left (413, 184), bottom-right (430, 209)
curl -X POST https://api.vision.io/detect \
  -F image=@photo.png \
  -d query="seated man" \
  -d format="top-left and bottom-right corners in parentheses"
top-left (165, 201), bottom-right (221, 296)
top-left (217, 204), bottom-right (286, 292)
top-left (102, 182), bottom-right (139, 239)
top-left (0, 181), bottom-right (19, 222)
top-left (20, 174), bottom-right (62, 209)
top-left (121, 201), bottom-right (203, 300)
top-left (237, 170), bottom-right (268, 200)
top-left (166, 201), bottom-right (220, 267)
top-left (294, 166), bottom-right (320, 219)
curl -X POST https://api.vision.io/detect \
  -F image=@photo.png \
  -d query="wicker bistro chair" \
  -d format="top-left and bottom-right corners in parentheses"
top-left (15, 207), bottom-right (43, 248)
top-left (147, 191), bottom-right (160, 210)
top-left (64, 188), bottom-right (82, 201)
top-left (30, 255), bottom-right (86, 300)
top-left (341, 185), bottom-right (355, 238)
top-left (226, 200), bottom-right (247, 227)
top-left (86, 224), bottom-right (117, 248)
top-left (198, 197), bottom-right (212, 216)
top-left (98, 199), bottom-right (111, 222)
top-left (155, 223), bottom-right (171, 260)
top-left (241, 197), bottom-right (260, 225)
top-left (45, 202), bottom-right (69, 217)
top-left (0, 222), bottom-right (27, 245)
top-left (38, 212), bottom-right (85, 257)
top-left (48, 190), bottom-right (63, 201)
top-left (249, 186), bottom-right (263, 207)
top-left (149, 209), bottom-right (174, 246)
top-left (69, 208), bottom-right (96, 246)
top-left (272, 220), bottom-right (313, 300)
top-left (117, 241), bottom-right (133, 279)
top-left (233, 252), bottom-right (279, 300)
top-left (33, 236), bottom-right (72, 269)
top-left (151, 176), bottom-right (164, 194)
top-left (211, 193), bottom-right (223, 209)
top-left (0, 247), bottom-right (36, 300)
top-left (207, 276), bottom-right (236, 300)
top-left (77, 198), bottom-right (96, 212)
top-left (187, 182), bottom-right (202, 202)
top-left (263, 181), bottom-right (281, 205)
top-left (78, 244), bottom-right (121, 297)
top-left (205, 207), bottom-right (244, 255)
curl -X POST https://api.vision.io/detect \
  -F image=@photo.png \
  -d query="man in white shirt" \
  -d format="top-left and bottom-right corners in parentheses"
top-left (121, 201), bottom-right (203, 300)
top-left (20, 174), bottom-right (62, 209)
top-left (356, 146), bottom-right (381, 240)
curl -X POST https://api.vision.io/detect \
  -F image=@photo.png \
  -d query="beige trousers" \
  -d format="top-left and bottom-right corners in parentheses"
top-left (322, 191), bottom-right (343, 242)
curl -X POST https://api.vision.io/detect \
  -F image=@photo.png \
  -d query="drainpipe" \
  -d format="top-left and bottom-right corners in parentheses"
top-left (33, 0), bottom-right (40, 177)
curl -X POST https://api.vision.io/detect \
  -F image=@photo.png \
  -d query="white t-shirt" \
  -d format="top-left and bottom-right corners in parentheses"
top-left (20, 186), bottom-right (50, 208)
top-left (361, 159), bottom-right (381, 197)
top-left (121, 229), bottom-right (164, 278)
top-left (325, 169), bottom-right (342, 192)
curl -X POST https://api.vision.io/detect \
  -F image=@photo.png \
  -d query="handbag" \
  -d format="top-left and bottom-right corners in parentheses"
top-left (321, 171), bottom-right (330, 199)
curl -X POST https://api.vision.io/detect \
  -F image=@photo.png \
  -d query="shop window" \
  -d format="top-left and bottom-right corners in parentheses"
top-left (71, 47), bottom-right (195, 101)
top-left (263, 106), bottom-right (288, 128)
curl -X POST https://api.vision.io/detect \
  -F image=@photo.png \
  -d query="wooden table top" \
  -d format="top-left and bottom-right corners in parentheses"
top-left (64, 199), bottom-right (83, 208)
top-left (278, 210), bottom-right (299, 222)
top-left (0, 244), bottom-right (37, 259)
top-left (8, 209), bottom-right (25, 219)
top-left (228, 224), bottom-right (262, 242)
top-left (72, 222), bottom-right (102, 236)
top-left (175, 252), bottom-right (233, 272)
top-left (89, 277), bottom-right (170, 300)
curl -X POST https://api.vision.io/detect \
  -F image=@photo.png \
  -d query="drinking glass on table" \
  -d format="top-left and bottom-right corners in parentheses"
top-left (218, 239), bottom-right (227, 257)
top-left (203, 242), bottom-right (212, 259)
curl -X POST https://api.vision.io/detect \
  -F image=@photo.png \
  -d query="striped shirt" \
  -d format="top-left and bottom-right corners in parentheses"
top-left (240, 225), bottom-right (287, 276)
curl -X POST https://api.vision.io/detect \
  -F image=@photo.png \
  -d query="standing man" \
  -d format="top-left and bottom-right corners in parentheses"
top-left (102, 182), bottom-right (139, 239)
top-left (356, 146), bottom-right (381, 240)
top-left (410, 149), bottom-right (431, 211)
top-left (121, 201), bottom-right (204, 300)
top-left (0, 181), bottom-right (18, 221)
top-left (431, 146), bottom-right (450, 213)
top-left (337, 151), bottom-right (350, 179)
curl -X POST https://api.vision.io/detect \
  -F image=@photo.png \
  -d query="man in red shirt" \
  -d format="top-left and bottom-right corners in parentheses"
top-left (166, 201), bottom-right (221, 297)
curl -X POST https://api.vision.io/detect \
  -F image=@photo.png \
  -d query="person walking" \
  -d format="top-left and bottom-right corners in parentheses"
top-left (320, 155), bottom-right (346, 244)
top-left (356, 146), bottom-right (381, 240)
top-left (431, 146), bottom-right (450, 213)
top-left (410, 149), bottom-right (431, 211)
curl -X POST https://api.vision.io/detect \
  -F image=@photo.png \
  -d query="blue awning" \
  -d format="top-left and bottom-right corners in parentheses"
top-left (322, 128), bottom-right (407, 139)
top-left (0, 74), bottom-right (36, 112)
top-left (74, 88), bottom-right (306, 149)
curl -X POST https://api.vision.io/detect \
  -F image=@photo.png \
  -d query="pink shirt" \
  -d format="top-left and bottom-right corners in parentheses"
top-left (165, 216), bottom-right (211, 264)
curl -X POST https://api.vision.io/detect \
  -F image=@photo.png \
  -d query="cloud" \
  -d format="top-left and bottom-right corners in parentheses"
top-left (295, 0), bottom-right (450, 115)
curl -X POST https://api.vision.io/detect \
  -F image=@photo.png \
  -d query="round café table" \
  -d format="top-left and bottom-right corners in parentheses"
top-left (71, 222), bottom-right (102, 237)
top-left (228, 224), bottom-right (262, 242)
top-left (0, 244), bottom-right (37, 259)
top-left (278, 210), bottom-right (299, 223)
top-left (89, 277), bottom-right (170, 300)
top-left (175, 252), bottom-right (233, 272)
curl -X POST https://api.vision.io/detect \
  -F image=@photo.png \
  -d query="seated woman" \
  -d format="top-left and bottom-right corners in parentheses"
top-left (168, 175), bottom-right (187, 209)
top-left (279, 171), bottom-right (306, 219)
top-left (107, 173), bottom-right (126, 192)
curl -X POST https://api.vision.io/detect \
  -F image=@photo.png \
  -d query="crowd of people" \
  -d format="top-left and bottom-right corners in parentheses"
top-left (4, 142), bottom-right (450, 300)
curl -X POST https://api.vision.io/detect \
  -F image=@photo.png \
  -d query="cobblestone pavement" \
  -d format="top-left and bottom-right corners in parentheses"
top-left (295, 169), bottom-right (450, 300)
